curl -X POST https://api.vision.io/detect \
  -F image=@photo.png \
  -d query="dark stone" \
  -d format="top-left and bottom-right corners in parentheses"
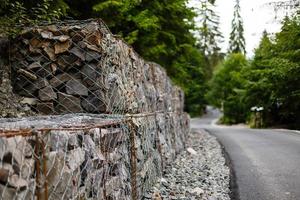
top-left (36, 102), bottom-right (55, 115)
top-left (35, 63), bottom-right (53, 79)
top-left (81, 90), bottom-right (107, 113)
top-left (27, 62), bottom-right (42, 70)
top-left (56, 92), bottom-right (83, 113)
top-left (71, 31), bottom-right (85, 42)
top-left (66, 79), bottom-right (88, 96)
top-left (38, 85), bottom-right (57, 101)
top-left (34, 79), bottom-right (49, 89)
top-left (49, 73), bottom-right (72, 88)
top-left (15, 78), bottom-right (49, 97)
top-left (57, 54), bottom-right (79, 70)
top-left (70, 47), bottom-right (86, 61)
top-left (85, 51), bottom-right (101, 62)
top-left (81, 64), bottom-right (99, 86)
top-left (14, 75), bottom-right (31, 92)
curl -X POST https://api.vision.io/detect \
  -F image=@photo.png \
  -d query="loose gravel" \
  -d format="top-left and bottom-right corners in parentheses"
top-left (145, 130), bottom-right (231, 200)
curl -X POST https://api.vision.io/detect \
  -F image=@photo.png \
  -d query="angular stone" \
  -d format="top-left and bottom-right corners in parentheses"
top-left (8, 174), bottom-right (28, 190)
top-left (67, 148), bottom-right (85, 171)
top-left (35, 63), bottom-right (53, 79)
top-left (57, 54), bottom-right (79, 70)
top-left (56, 92), bottom-right (83, 113)
top-left (70, 47), bottom-right (85, 61)
top-left (46, 151), bottom-right (80, 199)
top-left (20, 159), bottom-right (35, 179)
top-left (85, 51), bottom-right (101, 62)
top-left (52, 35), bottom-right (70, 42)
top-left (17, 78), bottom-right (49, 97)
top-left (38, 85), bottom-right (57, 101)
top-left (34, 78), bottom-right (49, 89)
top-left (187, 147), bottom-right (197, 155)
top-left (43, 46), bottom-right (56, 61)
top-left (100, 128), bottom-right (124, 151)
top-left (71, 31), bottom-right (85, 42)
top-left (54, 41), bottom-right (71, 54)
top-left (27, 62), bottom-right (42, 70)
top-left (86, 32), bottom-right (102, 46)
top-left (49, 73), bottom-right (72, 88)
top-left (36, 102), bottom-right (55, 115)
top-left (17, 69), bottom-right (37, 81)
top-left (51, 63), bottom-right (58, 74)
top-left (85, 43), bottom-right (102, 53)
top-left (49, 131), bottom-right (69, 151)
top-left (81, 90), bottom-right (107, 113)
top-left (66, 79), bottom-right (88, 96)
top-left (20, 97), bottom-right (38, 105)
top-left (40, 30), bottom-right (54, 39)
top-left (81, 64), bottom-right (99, 86)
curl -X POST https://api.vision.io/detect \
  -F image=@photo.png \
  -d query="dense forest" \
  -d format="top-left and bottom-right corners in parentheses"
top-left (0, 0), bottom-right (299, 128)
top-left (208, 12), bottom-right (300, 128)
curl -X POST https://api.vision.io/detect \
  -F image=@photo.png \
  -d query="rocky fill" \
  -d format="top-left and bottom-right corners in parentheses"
top-left (146, 130), bottom-right (231, 200)
top-left (8, 19), bottom-right (184, 116)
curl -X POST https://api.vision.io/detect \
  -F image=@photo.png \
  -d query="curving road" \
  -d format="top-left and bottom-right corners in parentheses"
top-left (191, 108), bottom-right (300, 200)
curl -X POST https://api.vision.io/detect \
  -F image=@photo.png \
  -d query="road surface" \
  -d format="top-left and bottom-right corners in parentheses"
top-left (191, 108), bottom-right (300, 200)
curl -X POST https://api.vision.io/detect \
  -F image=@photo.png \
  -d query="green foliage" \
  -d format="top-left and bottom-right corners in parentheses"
top-left (90, 0), bottom-right (209, 116)
top-left (196, 0), bottom-right (224, 79)
top-left (207, 53), bottom-right (247, 124)
top-left (209, 13), bottom-right (300, 128)
top-left (228, 0), bottom-right (246, 54)
top-left (0, 0), bottom-right (66, 36)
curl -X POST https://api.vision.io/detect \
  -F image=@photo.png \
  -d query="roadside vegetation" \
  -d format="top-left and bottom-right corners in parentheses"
top-left (208, 12), bottom-right (300, 129)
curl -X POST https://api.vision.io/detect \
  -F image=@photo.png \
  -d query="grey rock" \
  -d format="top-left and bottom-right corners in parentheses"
top-left (57, 54), bottom-right (79, 70)
top-left (56, 92), bottom-right (83, 113)
top-left (85, 51), bottom-right (101, 62)
top-left (36, 102), bottom-right (55, 115)
top-left (70, 46), bottom-right (86, 61)
top-left (81, 90), bottom-right (107, 113)
top-left (67, 147), bottom-right (85, 171)
top-left (66, 79), bottom-right (88, 96)
top-left (38, 85), bottom-right (57, 101)
top-left (81, 63), bottom-right (98, 85)
top-left (8, 174), bottom-right (28, 190)
top-left (27, 61), bottom-right (42, 70)
top-left (49, 73), bottom-right (72, 88)
top-left (20, 97), bottom-right (38, 105)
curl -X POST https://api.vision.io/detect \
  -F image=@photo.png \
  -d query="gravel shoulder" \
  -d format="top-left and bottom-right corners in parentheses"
top-left (145, 129), bottom-right (231, 200)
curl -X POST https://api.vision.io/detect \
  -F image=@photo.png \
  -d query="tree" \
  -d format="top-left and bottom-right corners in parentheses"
top-left (207, 53), bottom-right (248, 124)
top-left (195, 0), bottom-right (224, 77)
top-left (0, 0), bottom-right (67, 35)
top-left (239, 14), bottom-right (300, 127)
top-left (90, 0), bottom-right (209, 115)
top-left (228, 0), bottom-right (246, 54)
top-left (197, 0), bottom-right (223, 57)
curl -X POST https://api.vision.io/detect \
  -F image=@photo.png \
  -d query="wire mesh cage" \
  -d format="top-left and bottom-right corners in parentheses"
top-left (0, 19), bottom-right (190, 200)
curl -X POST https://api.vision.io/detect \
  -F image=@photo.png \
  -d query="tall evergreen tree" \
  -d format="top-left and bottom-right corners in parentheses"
top-left (197, 0), bottom-right (223, 57)
top-left (196, 0), bottom-right (223, 79)
top-left (228, 0), bottom-right (246, 54)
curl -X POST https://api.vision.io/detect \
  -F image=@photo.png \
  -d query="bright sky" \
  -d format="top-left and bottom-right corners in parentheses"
top-left (190, 0), bottom-right (293, 57)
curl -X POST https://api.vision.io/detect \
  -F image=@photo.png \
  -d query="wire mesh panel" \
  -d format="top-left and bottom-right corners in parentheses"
top-left (0, 115), bottom-right (132, 200)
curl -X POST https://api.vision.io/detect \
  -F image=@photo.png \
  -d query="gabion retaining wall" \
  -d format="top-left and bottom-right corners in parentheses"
top-left (0, 19), bottom-right (190, 200)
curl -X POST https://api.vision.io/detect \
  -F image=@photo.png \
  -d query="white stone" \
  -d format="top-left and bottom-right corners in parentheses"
top-left (187, 147), bottom-right (197, 155)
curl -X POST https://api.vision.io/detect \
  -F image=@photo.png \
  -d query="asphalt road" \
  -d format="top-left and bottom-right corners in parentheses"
top-left (191, 108), bottom-right (300, 200)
